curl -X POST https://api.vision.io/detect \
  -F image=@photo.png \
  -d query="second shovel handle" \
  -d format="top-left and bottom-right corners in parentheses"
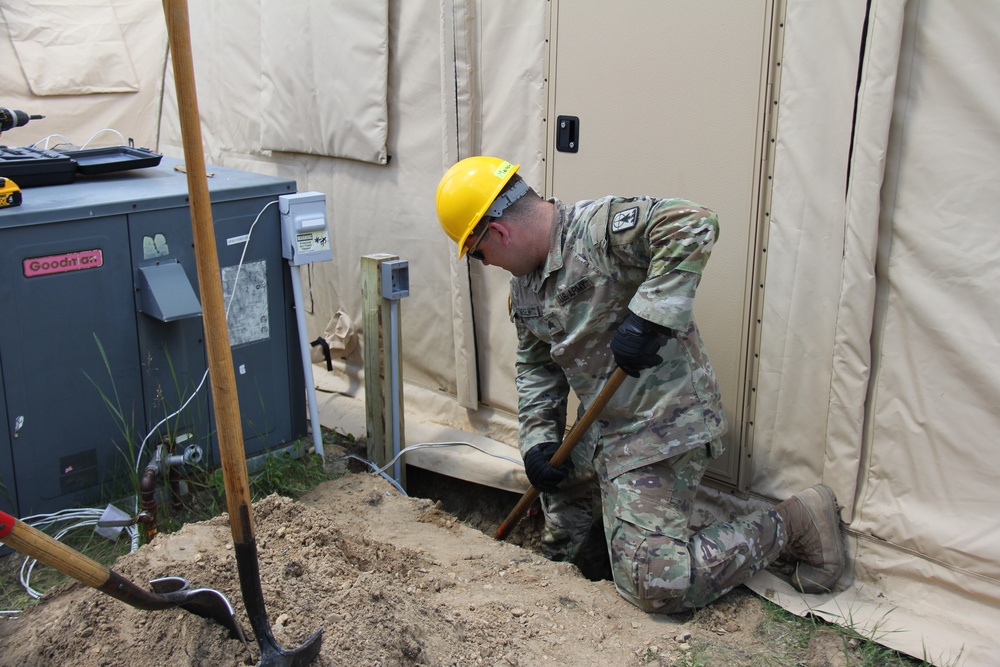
top-left (495, 368), bottom-right (628, 540)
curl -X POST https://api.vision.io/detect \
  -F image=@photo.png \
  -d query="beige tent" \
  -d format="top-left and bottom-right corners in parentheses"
top-left (3, 1), bottom-right (998, 664)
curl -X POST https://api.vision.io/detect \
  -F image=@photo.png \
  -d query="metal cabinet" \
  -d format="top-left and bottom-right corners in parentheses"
top-left (0, 158), bottom-right (306, 518)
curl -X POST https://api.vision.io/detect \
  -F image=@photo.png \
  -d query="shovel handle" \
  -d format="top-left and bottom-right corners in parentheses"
top-left (0, 509), bottom-right (177, 611)
top-left (494, 368), bottom-right (628, 541)
top-left (0, 509), bottom-right (110, 588)
top-left (162, 0), bottom-right (255, 545)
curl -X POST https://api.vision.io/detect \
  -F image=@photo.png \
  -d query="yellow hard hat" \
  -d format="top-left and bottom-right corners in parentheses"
top-left (436, 156), bottom-right (520, 258)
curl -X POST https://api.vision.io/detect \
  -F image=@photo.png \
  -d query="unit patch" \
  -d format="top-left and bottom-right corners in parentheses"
top-left (610, 206), bottom-right (639, 233)
top-left (555, 277), bottom-right (593, 305)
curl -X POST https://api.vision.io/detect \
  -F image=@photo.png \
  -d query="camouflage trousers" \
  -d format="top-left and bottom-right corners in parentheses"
top-left (539, 424), bottom-right (608, 576)
top-left (541, 437), bottom-right (786, 613)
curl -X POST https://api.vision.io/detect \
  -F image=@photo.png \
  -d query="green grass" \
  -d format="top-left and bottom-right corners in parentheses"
top-left (755, 596), bottom-right (946, 667)
top-left (652, 589), bottom-right (945, 667)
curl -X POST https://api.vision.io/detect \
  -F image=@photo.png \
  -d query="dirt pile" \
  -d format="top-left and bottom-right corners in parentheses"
top-left (0, 473), bottom-right (800, 666)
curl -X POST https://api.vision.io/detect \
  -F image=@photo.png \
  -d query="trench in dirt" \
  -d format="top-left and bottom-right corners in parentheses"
top-left (394, 464), bottom-right (614, 583)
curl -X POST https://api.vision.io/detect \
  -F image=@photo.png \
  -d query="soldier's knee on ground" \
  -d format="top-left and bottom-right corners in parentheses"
top-left (610, 520), bottom-right (694, 614)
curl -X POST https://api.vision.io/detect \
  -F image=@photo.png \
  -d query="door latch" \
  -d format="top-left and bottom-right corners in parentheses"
top-left (556, 115), bottom-right (580, 153)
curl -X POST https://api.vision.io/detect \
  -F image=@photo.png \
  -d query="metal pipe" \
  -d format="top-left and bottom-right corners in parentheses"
top-left (139, 464), bottom-right (159, 542)
top-left (289, 264), bottom-right (326, 461)
top-left (389, 298), bottom-right (402, 484)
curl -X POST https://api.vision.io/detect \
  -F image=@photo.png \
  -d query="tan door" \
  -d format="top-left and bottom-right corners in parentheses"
top-left (544, 0), bottom-right (777, 491)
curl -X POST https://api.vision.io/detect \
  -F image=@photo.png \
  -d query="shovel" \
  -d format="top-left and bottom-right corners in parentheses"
top-left (0, 509), bottom-right (245, 640)
top-left (495, 367), bottom-right (628, 540)
top-left (162, 1), bottom-right (322, 665)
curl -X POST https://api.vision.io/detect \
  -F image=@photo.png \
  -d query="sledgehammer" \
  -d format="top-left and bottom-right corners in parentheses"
top-left (162, 0), bottom-right (322, 664)
top-left (495, 368), bottom-right (627, 540)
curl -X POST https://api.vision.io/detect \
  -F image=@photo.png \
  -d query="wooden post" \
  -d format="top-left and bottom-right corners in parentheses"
top-left (360, 254), bottom-right (406, 488)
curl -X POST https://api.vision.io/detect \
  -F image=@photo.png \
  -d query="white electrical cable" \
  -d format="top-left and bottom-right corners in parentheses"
top-left (376, 441), bottom-right (527, 473)
top-left (30, 134), bottom-right (73, 150)
top-left (342, 455), bottom-right (408, 496)
top-left (79, 128), bottom-right (126, 149)
top-left (342, 440), bottom-right (527, 498)
top-left (1, 507), bottom-right (139, 610)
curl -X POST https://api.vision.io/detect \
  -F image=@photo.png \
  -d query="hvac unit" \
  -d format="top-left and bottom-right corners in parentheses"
top-left (0, 158), bottom-right (307, 519)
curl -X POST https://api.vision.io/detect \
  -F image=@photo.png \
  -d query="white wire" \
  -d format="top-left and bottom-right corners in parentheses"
top-left (342, 440), bottom-right (527, 497)
top-left (30, 134), bottom-right (74, 150)
top-left (80, 128), bottom-right (126, 149)
top-left (1, 508), bottom-right (139, 606)
top-left (376, 441), bottom-right (526, 475)
top-left (30, 128), bottom-right (125, 151)
top-left (342, 455), bottom-right (407, 496)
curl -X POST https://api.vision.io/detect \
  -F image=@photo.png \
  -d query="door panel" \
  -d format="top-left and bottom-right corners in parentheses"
top-left (545, 0), bottom-right (775, 491)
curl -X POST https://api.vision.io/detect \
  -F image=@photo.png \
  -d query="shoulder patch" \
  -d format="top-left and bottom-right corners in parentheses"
top-left (611, 206), bottom-right (639, 233)
top-left (605, 198), bottom-right (652, 247)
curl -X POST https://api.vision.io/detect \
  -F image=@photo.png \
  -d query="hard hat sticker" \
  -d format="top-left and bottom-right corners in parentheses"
top-left (493, 161), bottom-right (514, 180)
top-left (23, 249), bottom-right (104, 278)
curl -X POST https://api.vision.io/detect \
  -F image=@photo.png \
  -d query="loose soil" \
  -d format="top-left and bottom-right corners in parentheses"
top-left (0, 463), bottom-right (846, 666)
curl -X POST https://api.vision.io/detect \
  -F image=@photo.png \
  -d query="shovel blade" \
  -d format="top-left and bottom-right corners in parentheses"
top-left (257, 626), bottom-right (323, 667)
top-left (150, 577), bottom-right (247, 642)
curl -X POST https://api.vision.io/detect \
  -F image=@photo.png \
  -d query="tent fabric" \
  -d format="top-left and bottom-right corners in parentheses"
top-left (0, 0), bottom-right (161, 148)
top-left (743, 1), bottom-right (1000, 664)
top-left (857, 0), bottom-right (1000, 588)
top-left (5, 1), bottom-right (1000, 664)
top-left (259, 0), bottom-right (389, 165)
top-left (825, 0), bottom-right (907, 521)
top-left (1, 0), bottom-right (139, 95)
top-left (749, 0), bottom-right (866, 500)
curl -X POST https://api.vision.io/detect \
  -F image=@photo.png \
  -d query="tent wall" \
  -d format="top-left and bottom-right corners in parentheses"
top-left (747, 2), bottom-right (1000, 665)
top-left (154, 0), bottom-right (545, 446)
top-left (3, 1), bottom-right (1000, 664)
top-left (0, 0), bottom-right (164, 151)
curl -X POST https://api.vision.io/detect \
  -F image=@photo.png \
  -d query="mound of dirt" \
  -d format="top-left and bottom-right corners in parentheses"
top-left (0, 473), bottom-right (792, 666)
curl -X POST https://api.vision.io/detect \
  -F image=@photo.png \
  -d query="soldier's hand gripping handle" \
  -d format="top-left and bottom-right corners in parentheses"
top-left (523, 441), bottom-right (572, 493)
top-left (610, 311), bottom-right (673, 377)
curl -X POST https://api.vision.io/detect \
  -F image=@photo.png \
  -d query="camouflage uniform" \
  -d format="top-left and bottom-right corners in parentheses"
top-left (535, 415), bottom-right (607, 575)
top-left (510, 196), bottom-right (785, 612)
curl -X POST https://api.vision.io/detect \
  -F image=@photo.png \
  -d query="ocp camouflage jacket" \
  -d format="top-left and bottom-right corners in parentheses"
top-left (510, 196), bottom-right (727, 479)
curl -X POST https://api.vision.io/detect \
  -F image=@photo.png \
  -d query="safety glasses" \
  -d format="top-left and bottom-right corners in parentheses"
top-left (465, 220), bottom-right (490, 261)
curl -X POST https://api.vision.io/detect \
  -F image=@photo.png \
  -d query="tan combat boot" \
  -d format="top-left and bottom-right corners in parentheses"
top-left (776, 484), bottom-right (845, 594)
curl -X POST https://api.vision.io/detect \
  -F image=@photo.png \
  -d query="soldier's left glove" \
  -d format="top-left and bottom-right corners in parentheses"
top-left (523, 442), bottom-right (571, 493)
top-left (610, 312), bottom-right (672, 377)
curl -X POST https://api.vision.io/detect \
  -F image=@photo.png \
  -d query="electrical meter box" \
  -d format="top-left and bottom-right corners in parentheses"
top-left (0, 158), bottom-right (307, 519)
top-left (279, 192), bottom-right (331, 266)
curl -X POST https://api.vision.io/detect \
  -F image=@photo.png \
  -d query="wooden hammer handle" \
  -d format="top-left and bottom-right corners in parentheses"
top-left (494, 368), bottom-right (627, 540)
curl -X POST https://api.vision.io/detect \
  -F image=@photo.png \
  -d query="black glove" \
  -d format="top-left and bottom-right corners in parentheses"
top-left (610, 312), bottom-right (672, 377)
top-left (523, 442), bottom-right (571, 493)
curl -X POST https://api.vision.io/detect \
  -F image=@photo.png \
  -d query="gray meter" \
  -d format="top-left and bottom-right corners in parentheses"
top-left (279, 192), bottom-right (331, 266)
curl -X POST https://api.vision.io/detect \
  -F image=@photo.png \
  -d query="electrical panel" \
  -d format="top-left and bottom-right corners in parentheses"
top-left (0, 158), bottom-right (307, 519)
top-left (279, 192), bottom-right (331, 266)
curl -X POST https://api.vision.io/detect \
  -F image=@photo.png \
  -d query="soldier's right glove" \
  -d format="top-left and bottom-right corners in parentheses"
top-left (610, 311), bottom-right (672, 377)
top-left (523, 441), bottom-right (571, 493)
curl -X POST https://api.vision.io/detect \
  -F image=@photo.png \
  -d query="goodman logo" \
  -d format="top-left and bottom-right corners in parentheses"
top-left (23, 249), bottom-right (104, 278)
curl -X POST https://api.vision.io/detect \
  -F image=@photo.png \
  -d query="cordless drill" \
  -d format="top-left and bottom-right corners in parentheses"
top-left (0, 107), bottom-right (44, 133)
